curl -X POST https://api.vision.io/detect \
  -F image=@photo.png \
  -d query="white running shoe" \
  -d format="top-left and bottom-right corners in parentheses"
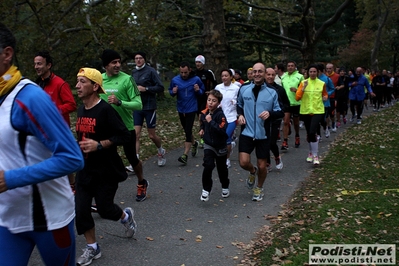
top-left (275, 157), bottom-right (283, 170)
top-left (200, 189), bottom-right (209, 202)
top-left (157, 148), bottom-right (166, 166)
top-left (221, 188), bottom-right (230, 198)
top-left (226, 158), bottom-right (231, 168)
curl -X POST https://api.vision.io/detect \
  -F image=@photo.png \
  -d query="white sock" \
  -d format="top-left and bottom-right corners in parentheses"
top-left (136, 154), bottom-right (140, 159)
top-left (121, 211), bottom-right (129, 223)
top-left (310, 142), bottom-right (318, 156)
top-left (87, 242), bottom-right (98, 250)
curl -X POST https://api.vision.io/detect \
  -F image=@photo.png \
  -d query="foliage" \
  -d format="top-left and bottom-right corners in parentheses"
top-left (236, 105), bottom-right (399, 265)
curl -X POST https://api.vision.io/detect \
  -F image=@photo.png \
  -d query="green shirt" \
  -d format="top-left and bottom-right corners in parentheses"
top-left (281, 70), bottom-right (304, 106)
top-left (100, 71), bottom-right (142, 130)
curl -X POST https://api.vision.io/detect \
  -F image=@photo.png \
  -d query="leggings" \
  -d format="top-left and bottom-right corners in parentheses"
top-left (350, 100), bottom-right (364, 119)
top-left (0, 220), bottom-right (75, 266)
top-left (178, 112), bottom-right (197, 142)
top-left (301, 114), bottom-right (324, 142)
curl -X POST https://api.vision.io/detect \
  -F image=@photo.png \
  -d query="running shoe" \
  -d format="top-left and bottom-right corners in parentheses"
top-left (199, 138), bottom-right (204, 149)
top-left (306, 153), bottom-right (313, 163)
top-left (325, 128), bottom-right (330, 138)
top-left (191, 140), bottom-right (199, 157)
top-left (336, 122), bottom-right (341, 128)
top-left (357, 119), bottom-right (362, 125)
top-left (125, 165), bottom-right (135, 174)
top-left (77, 245), bottom-right (101, 266)
top-left (295, 136), bottom-right (300, 148)
top-left (230, 141), bottom-right (236, 155)
top-left (331, 126), bottom-right (337, 133)
top-left (252, 187), bottom-right (264, 201)
top-left (246, 166), bottom-right (257, 189)
top-left (157, 148), bottom-right (166, 166)
top-left (91, 204), bottom-right (98, 213)
top-left (313, 156), bottom-right (320, 165)
top-left (350, 115), bottom-right (356, 122)
top-left (178, 154), bottom-right (188, 165)
top-left (200, 189), bottom-right (209, 202)
top-left (136, 179), bottom-right (149, 202)
top-left (267, 165), bottom-right (272, 173)
top-left (122, 207), bottom-right (137, 237)
top-left (221, 188), bottom-right (230, 198)
top-left (275, 157), bottom-right (283, 170)
top-left (343, 117), bottom-right (347, 124)
top-left (226, 158), bottom-right (231, 168)
top-left (281, 141), bottom-right (289, 150)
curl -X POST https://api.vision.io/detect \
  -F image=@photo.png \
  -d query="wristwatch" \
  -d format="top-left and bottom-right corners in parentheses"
top-left (117, 100), bottom-right (122, 106)
top-left (145, 87), bottom-right (149, 91)
top-left (97, 142), bottom-right (103, 150)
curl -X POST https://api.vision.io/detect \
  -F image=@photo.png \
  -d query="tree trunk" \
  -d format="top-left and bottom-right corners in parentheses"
top-left (201, 0), bottom-right (229, 83)
top-left (371, 0), bottom-right (389, 70)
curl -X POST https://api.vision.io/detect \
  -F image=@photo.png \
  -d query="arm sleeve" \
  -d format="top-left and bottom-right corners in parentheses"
top-left (168, 79), bottom-right (177, 97)
top-left (322, 84), bottom-right (328, 99)
top-left (58, 82), bottom-right (77, 115)
top-left (196, 78), bottom-right (205, 96)
top-left (148, 69), bottom-right (165, 94)
top-left (121, 77), bottom-right (143, 111)
top-left (107, 107), bottom-right (131, 146)
top-left (269, 93), bottom-right (284, 120)
top-left (296, 82), bottom-right (305, 101)
top-left (4, 85), bottom-right (84, 189)
top-left (327, 78), bottom-right (335, 96)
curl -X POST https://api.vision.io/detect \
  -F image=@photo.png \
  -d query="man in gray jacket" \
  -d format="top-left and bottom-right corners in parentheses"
top-left (132, 52), bottom-right (166, 166)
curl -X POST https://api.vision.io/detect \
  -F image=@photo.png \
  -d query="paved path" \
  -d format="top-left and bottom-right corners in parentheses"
top-left (28, 109), bottom-right (374, 266)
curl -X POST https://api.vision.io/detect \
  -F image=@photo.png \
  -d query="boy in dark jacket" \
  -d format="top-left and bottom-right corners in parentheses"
top-left (199, 90), bottom-right (229, 202)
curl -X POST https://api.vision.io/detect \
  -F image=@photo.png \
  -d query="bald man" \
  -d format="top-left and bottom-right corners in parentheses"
top-left (236, 63), bottom-right (284, 201)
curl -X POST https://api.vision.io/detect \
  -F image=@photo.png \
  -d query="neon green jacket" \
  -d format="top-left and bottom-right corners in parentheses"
top-left (281, 70), bottom-right (304, 106)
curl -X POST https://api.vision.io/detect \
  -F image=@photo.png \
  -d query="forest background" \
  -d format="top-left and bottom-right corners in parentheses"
top-left (1, 0), bottom-right (399, 86)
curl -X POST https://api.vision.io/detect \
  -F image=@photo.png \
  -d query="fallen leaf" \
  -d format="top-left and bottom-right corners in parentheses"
top-left (216, 245), bottom-right (223, 249)
top-left (146, 237), bottom-right (154, 241)
top-left (186, 229), bottom-right (192, 233)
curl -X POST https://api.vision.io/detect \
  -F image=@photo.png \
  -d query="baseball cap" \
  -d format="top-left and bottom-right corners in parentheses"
top-left (77, 68), bottom-right (105, 93)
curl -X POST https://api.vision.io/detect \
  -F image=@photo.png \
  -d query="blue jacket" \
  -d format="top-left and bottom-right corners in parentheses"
top-left (237, 82), bottom-right (283, 140)
top-left (318, 74), bottom-right (335, 107)
top-left (168, 73), bottom-right (204, 113)
top-left (348, 74), bottom-right (372, 101)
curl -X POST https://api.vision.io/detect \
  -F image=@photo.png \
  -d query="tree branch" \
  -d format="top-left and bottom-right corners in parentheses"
top-left (228, 39), bottom-right (302, 50)
top-left (226, 21), bottom-right (302, 46)
top-left (49, 0), bottom-right (82, 37)
top-left (165, 0), bottom-right (202, 20)
top-left (315, 0), bottom-right (353, 40)
top-left (239, 0), bottom-right (302, 16)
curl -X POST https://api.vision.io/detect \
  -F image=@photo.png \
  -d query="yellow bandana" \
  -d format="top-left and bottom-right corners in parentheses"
top-left (0, 65), bottom-right (22, 97)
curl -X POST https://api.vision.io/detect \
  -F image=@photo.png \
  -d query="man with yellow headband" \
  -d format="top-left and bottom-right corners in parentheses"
top-left (0, 23), bottom-right (84, 265)
top-left (74, 67), bottom-right (138, 266)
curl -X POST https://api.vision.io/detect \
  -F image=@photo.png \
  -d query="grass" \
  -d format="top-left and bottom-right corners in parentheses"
top-left (240, 104), bottom-right (399, 265)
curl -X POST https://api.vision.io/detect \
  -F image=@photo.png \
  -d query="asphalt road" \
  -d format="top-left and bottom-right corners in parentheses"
top-left (28, 108), bottom-right (373, 266)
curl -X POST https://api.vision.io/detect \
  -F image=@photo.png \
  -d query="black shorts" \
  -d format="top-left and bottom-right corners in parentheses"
top-left (287, 105), bottom-right (300, 117)
top-left (238, 134), bottom-right (270, 159)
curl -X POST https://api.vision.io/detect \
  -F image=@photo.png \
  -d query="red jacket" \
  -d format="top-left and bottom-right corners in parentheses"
top-left (37, 73), bottom-right (76, 126)
top-left (327, 72), bottom-right (340, 98)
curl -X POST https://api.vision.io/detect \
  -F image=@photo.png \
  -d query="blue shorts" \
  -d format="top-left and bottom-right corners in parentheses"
top-left (0, 219), bottom-right (75, 266)
top-left (134, 110), bottom-right (157, 128)
top-left (226, 121), bottom-right (237, 144)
